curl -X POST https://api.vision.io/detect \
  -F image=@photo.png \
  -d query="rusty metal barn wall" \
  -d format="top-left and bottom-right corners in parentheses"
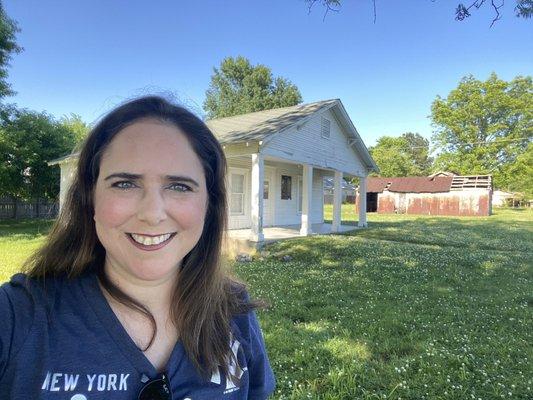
top-left (377, 193), bottom-right (396, 213)
top-left (355, 190), bottom-right (491, 216)
top-left (407, 191), bottom-right (491, 216)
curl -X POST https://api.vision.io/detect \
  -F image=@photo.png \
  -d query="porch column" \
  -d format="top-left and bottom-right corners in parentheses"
top-left (250, 153), bottom-right (264, 242)
top-left (358, 176), bottom-right (368, 227)
top-left (300, 164), bottom-right (313, 236)
top-left (332, 170), bottom-right (342, 232)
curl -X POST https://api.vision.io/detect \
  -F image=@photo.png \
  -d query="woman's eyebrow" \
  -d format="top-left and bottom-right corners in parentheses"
top-left (104, 172), bottom-right (141, 181)
top-left (104, 172), bottom-right (199, 188)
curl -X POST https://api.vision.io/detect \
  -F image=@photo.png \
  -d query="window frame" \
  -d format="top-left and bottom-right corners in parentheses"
top-left (229, 171), bottom-right (246, 216)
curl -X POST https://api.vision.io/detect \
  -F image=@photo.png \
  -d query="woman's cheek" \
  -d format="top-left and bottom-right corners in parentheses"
top-left (172, 196), bottom-right (207, 228)
top-left (95, 193), bottom-right (137, 227)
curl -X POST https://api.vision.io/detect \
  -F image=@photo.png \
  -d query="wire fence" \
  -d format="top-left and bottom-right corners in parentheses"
top-left (0, 197), bottom-right (59, 220)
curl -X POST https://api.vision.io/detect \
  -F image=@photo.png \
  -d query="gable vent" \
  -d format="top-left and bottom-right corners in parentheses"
top-left (321, 117), bottom-right (331, 139)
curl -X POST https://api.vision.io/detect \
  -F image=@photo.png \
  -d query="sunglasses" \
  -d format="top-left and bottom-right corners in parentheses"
top-left (138, 373), bottom-right (173, 400)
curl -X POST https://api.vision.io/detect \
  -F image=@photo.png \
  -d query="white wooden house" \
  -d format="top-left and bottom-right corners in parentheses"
top-left (50, 99), bottom-right (378, 245)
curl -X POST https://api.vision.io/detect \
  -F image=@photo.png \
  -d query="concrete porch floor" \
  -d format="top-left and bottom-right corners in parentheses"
top-left (224, 223), bottom-right (360, 256)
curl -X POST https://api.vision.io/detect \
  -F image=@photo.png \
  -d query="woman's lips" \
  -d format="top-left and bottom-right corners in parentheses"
top-left (126, 232), bottom-right (177, 251)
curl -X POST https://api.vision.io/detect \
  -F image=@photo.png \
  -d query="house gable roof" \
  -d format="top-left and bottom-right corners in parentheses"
top-left (205, 99), bottom-right (338, 144)
top-left (206, 99), bottom-right (378, 172)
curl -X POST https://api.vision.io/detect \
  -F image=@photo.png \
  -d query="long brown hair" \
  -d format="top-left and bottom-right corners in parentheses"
top-left (24, 96), bottom-right (259, 382)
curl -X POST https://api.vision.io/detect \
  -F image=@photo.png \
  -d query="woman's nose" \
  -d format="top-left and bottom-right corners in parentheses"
top-left (137, 189), bottom-right (167, 225)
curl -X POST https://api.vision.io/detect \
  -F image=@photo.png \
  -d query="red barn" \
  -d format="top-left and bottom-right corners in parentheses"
top-left (356, 174), bottom-right (492, 217)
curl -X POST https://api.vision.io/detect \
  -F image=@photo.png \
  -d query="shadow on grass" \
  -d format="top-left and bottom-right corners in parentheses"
top-left (240, 210), bottom-right (532, 397)
top-left (0, 218), bottom-right (55, 239)
top-left (343, 217), bottom-right (532, 253)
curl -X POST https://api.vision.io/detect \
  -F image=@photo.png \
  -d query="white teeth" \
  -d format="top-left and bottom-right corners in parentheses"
top-left (130, 233), bottom-right (172, 246)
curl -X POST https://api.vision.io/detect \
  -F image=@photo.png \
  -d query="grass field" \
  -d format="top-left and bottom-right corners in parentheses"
top-left (1, 207), bottom-right (532, 399)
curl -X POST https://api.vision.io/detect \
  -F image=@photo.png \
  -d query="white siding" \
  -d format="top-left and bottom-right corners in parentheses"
top-left (226, 158), bottom-right (325, 229)
top-left (262, 109), bottom-right (367, 176)
top-left (270, 165), bottom-right (324, 226)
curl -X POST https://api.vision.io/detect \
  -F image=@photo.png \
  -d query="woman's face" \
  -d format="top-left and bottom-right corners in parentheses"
top-left (93, 119), bottom-right (208, 284)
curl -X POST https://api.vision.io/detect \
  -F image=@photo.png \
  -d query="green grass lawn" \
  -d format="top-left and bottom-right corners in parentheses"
top-left (0, 218), bottom-right (54, 282)
top-left (1, 208), bottom-right (532, 399)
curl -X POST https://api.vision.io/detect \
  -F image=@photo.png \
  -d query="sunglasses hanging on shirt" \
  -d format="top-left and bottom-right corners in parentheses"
top-left (138, 373), bottom-right (172, 400)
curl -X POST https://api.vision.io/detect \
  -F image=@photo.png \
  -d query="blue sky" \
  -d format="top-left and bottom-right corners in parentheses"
top-left (4, 0), bottom-right (532, 146)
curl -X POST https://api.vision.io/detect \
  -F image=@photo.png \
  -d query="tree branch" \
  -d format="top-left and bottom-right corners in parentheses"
top-left (306, 0), bottom-right (341, 21)
top-left (490, 0), bottom-right (505, 26)
top-left (456, 0), bottom-right (506, 26)
top-left (306, 0), bottom-right (519, 25)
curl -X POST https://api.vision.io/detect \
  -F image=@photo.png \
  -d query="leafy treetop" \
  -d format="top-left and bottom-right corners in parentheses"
top-left (204, 56), bottom-right (302, 119)
top-left (369, 132), bottom-right (433, 177)
top-left (0, 1), bottom-right (22, 100)
top-left (0, 107), bottom-right (78, 201)
top-left (431, 73), bottom-right (532, 193)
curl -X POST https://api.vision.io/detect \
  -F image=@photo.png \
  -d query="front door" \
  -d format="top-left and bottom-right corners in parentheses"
top-left (263, 168), bottom-right (274, 226)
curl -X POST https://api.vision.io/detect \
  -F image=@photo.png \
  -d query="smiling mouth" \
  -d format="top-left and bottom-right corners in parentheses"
top-left (127, 232), bottom-right (177, 247)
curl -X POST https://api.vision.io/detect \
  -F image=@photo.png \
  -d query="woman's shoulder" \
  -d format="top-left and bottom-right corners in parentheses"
top-left (1, 273), bottom-right (35, 310)
top-left (1, 272), bottom-right (66, 303)
top-left (0, 272), bottom-right (77, 325)
top-left (0, 274), bottom-right (39, 374)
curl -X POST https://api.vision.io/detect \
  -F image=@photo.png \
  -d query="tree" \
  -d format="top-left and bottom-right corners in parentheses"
top-left (500, 142), bottom-right (533, 198)
top-left (431, 73), bottom-right (533, 193)
top-left (402, 132), bottom-right (434, 174)
top-left (306, 0), bottom-right (532, 25)
top-left (60, 113), bottom-right (90, 145)
top-left (0, 108), bottom-right (77, 201)
top-left (204, 56), bottom-right (302, 119)
top-left (0, 1), bottom-right (22, 100)
top-left (369, 133), bottom-right (433, 177)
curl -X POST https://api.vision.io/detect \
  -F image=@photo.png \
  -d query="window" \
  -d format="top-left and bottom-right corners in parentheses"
top-left (281, 175), bottom-right (292, 200)
top-left (321, 117), bottom-right (331, 139)
top-left (263, 180), bottom-right (269, 199)
top-left (297, 176), bottom-right (303, 212)
top-left (230, 173), bottom-right (245, 214)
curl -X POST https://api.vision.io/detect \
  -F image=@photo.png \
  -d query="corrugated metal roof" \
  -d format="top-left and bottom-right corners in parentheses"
top-left (367, 176), bottom-right (453, 193)
top-left (205, 99), bottom-right (338, 144)
top-left (366, 177), bottom-right (391, 193)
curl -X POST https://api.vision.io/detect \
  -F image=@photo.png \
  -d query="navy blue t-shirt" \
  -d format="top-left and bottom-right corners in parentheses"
top-left (0, 273), bottom-right (276, 399)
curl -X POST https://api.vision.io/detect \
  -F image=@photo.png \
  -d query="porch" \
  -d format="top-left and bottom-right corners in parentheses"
top-left (223, 222), bottom-right (360, 257)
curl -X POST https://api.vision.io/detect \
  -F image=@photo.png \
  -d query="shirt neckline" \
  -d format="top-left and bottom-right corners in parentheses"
top-left (78, 272), bottom-right (185, 380)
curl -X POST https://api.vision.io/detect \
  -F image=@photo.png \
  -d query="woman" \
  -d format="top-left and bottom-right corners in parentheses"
top-left (0, 96), bottom-right (276, 399)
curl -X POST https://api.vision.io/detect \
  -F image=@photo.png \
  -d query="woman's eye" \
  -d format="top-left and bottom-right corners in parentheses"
top-left (168, 183), bottom-right (192, 192)
top-left (111, 181), bottom-right (136, 190)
